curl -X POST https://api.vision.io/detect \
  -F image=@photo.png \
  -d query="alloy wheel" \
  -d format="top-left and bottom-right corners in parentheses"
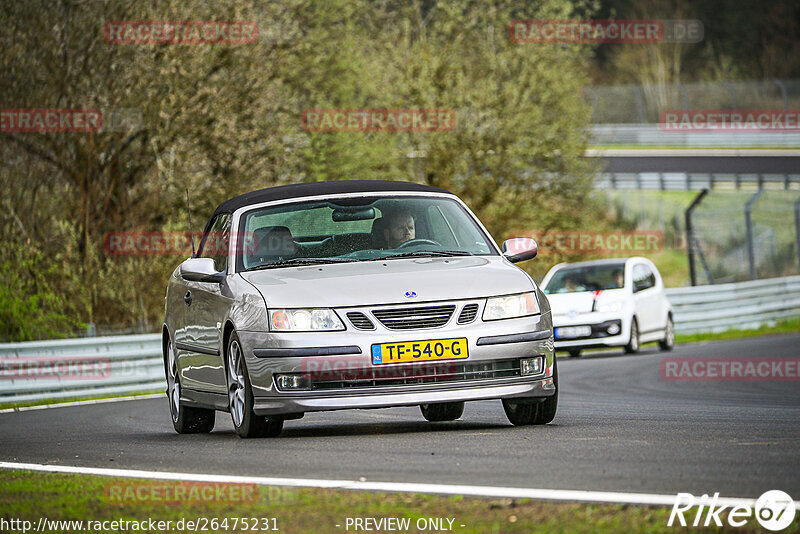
top-left (167, 341), bottom-right (180, 422)
top-left (228, 339), bottom-right (246, 427)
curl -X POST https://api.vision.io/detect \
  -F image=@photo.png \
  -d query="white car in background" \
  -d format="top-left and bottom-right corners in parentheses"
top-left (540, 257), bottom-right (674, 357)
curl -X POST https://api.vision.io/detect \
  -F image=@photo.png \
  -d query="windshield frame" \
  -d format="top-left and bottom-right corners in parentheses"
top-left (230, 191), bottom-right (501, 273)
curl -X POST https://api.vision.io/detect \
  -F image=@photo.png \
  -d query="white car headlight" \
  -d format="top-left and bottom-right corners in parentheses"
top-left (596, 301), bottom-right (624, 313)
top-left (483, 292), bottom-right (540, 321)
top-left (269, 308), bottom-right (345, 331)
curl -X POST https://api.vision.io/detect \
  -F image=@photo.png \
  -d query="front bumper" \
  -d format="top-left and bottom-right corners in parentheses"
top-left (237, 306), bottom-right (555, 416)
top-left (552, 311), bottom-right (631, 349)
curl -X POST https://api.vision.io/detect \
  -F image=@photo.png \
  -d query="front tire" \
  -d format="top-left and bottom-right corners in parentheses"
top-left (502, 358), bottom-right (558, 426)
top-left (420, 402), bottom-right (464, 422)
top-left (624, 318), bottom-right (640, 354)
top-left (227, 332), bottom-right (283, 438)
top-left (659, 316), bottom-right (675, 351)
top-left (165, 338), bottom-right (215, 434)
top-left (568, 349), bottom-right (581, 358)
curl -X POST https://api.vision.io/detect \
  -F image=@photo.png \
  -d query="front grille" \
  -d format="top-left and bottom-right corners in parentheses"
top-left (346, 312), bottom-right (375, 330)
top-left (372, 304), bottom-right (456, 330)
top-left (308, 358), bottom-right (521, 390)
top-left (457, 303), bottom-right (479, 324)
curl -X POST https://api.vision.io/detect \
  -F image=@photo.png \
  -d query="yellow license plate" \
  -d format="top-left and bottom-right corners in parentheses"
top-left (371, 338), bottom-right (469, 365)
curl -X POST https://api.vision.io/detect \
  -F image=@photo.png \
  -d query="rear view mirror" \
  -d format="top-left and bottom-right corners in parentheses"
top-left (332, 207), bottom-right (375, 221)
top-left (502, 238), bottom-right (538, 263)
top-left (180, 257), bottom-right (225, 283)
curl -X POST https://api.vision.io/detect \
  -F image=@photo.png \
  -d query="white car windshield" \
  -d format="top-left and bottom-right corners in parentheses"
top-left (238, 195), bottom-right (496, 271)
top-left (544, 264), bottom-right (626, 294)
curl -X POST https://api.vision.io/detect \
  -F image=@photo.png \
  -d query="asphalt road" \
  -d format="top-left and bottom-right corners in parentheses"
top-left (1, 334), bottom-right (798, 499)
top-left (598, 156), bottom-right (800, 174)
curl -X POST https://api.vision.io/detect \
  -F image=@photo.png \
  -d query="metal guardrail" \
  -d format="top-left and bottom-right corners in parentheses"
top-left (2, 276), bottom-right (799, 404)
top-left (590, 124), bottom-right (800, 148)
top-left (665, 275), bottom-right (800, 334)
top-left (0, 334), bottom-right (163, 404)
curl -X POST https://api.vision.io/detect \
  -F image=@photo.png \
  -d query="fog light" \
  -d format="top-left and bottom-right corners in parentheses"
top-left (520, 357), bottom-right (543, 376)
top-left (275, 374), bottom-right (310, 391)
top-left (607, 323), bottom-right (621, 335)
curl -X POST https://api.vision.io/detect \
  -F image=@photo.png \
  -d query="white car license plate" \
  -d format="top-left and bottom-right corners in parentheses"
top-left (555, 326), bottom-right (592, 339)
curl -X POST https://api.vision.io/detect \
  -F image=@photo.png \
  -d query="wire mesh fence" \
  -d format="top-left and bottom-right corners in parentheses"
top-left (587, 79), bottom-right (800, 124)
top-left (605, 189), bottom-right (800, 286)
top-left (606, 189), bottom-right (687, 249)
top-left (688, 191), bottom-right (800, 284)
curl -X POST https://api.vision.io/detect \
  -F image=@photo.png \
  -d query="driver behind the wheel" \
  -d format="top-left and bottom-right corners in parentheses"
top-left (383, 209), bottom-right (416, 248)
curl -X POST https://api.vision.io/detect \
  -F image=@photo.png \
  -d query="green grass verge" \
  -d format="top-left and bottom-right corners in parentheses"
top-left (4, 469), bottom-right (793, 534)
top-left (674, 317), bottom-right (800, 344)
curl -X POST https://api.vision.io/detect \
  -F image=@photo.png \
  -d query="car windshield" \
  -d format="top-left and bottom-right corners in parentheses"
top-left (238, 195), bottom-right (496, 271)
top-left (543, 264), bottom-right (626, 294)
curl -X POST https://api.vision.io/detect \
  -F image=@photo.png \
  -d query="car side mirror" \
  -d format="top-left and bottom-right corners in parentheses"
top-left (502, 238), bottom-right (538, 263)
top-left (180, 257), bottom-right (225, 283)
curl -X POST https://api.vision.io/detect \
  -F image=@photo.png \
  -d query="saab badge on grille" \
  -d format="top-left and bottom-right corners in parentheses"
top-left (404, 291), bottom-right (417, 298)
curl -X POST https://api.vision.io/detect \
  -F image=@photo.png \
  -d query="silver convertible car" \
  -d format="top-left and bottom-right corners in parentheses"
top-left (163, 180), bottom-right (556, 437)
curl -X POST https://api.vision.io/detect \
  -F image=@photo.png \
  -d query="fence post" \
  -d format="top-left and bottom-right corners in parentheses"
top-left (686, 189), bottom-right (709, 286)
top-left (634, 85), bottom-right (646, 123)
top-left (775, 80), bottom-right (788, 110)
top-left (745, 190), bottom-right (764, 281)
top-left (677, 82), bottom-right (689, 109)
top-left (724, 82), bottom-right (738, 109)
top-left (639, 190), bottom-right (646, 226)
top-left (795, 196), bottom-right (800, 274)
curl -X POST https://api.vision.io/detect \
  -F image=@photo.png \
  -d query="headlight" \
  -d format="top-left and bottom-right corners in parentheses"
top-left (482, 292), bottom-right (540, 321)
top-left (596, 301), bottom-right (624, 313)
top-left (269, 308), bottom-right (345, 331)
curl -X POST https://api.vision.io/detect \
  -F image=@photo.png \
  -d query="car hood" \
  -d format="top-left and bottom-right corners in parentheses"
top-left (546, 289), bottom-right (626, 315)
top-left (239, 256), bottom-right (534, 308)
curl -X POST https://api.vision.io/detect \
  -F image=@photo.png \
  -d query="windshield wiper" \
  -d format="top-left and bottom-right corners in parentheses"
top-left (373, 250), bottom-right (474, 260)
top-left (244, 257), bottom-right (358, 271)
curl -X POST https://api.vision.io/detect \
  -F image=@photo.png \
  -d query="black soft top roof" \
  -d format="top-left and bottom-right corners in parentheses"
top-left (213, 180), bottom-right (451, 217)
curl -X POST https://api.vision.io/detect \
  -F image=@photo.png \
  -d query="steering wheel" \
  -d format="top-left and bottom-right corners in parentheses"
top-left (397, 238), bottom-right (441, 249)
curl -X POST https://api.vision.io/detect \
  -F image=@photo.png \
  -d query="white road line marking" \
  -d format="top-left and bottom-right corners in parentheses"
top-left (584, 148), bottom-right (800, 157)
top-left (0, 393), bottom-right (162, 414)
top-left (0, 461), bottom-right (769, 507)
